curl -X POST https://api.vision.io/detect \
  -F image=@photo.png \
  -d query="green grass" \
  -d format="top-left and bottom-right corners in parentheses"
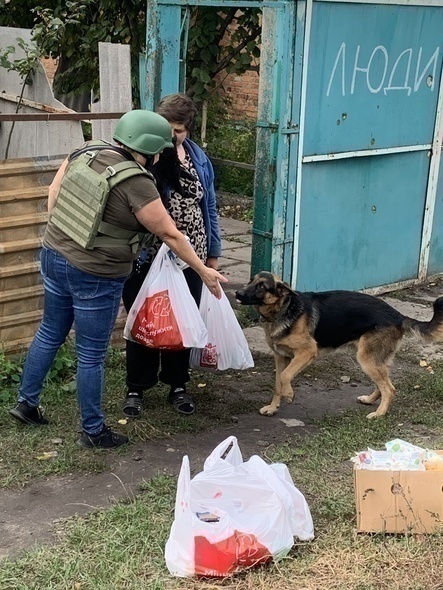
top-left (0, 348), bottom-right (273, 489)
top-left (1, 366), bottom-right (442, 589)
top-left (1, 349), bottom-right (442, 589)
top-left (235, 305), bottom-right (259, 329)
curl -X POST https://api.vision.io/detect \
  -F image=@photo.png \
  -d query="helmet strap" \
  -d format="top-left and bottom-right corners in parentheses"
top-left (144, 155), bottom-right (154, 168)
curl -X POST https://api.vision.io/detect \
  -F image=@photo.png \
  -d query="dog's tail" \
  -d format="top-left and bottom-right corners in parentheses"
top-left (402, 296), bottom-right (443, 342)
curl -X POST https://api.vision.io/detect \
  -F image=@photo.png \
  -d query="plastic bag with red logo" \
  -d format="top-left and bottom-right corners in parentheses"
top-left (124, 243), bottom-right (207, 349)
top-left (190, 284), bottom-right (254, 371)
top-left (165, 436), bottom-right (314, 577)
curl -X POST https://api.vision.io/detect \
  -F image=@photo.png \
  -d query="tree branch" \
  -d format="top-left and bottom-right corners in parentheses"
top-left (217, 8), bottom-right (238, 40)
top-left (214, 26), bottom-right (260, 76)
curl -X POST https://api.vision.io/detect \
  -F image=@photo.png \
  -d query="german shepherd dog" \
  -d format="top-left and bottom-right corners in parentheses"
top-left (235, 272), bottom-right (443, 419)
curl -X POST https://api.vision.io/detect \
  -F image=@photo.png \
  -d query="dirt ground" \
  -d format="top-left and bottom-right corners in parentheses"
top-left (1, 216), bottom-right (442, 560)
top-left (0, 352), bottom-right (367, 560)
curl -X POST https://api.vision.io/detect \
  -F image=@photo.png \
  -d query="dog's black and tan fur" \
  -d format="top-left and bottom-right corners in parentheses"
top-left (235, 271), bottom-right (443, 419)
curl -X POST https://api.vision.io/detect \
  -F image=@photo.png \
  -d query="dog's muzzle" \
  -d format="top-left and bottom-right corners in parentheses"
top-left (235, 288), bottom-right (258, 305)
top-left (235, 289), bottom-right (246, 303)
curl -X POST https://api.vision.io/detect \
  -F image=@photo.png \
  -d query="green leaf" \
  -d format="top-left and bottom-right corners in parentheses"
top-left (199, 70), bottom-right (211, 83)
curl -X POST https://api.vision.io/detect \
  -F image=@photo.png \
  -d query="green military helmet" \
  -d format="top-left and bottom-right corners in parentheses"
top-left (113, 110), bottom-right (174, 155)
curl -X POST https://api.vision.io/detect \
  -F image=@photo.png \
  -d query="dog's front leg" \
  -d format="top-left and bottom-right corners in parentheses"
top-left (260, 346), bottom-right (316, 416)
top-left (260, 353), bottom-right (291, 416)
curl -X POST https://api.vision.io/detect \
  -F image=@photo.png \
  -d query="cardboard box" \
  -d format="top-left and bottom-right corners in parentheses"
top-left (354, 451), bottom-right (443, 534)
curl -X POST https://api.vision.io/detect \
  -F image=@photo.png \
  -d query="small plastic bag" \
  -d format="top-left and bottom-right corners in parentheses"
top-left (165, 436), bottom-right (314, 578)
top-left (352, 439), bottom-right (427, 470)
top-left (124, 243), bottom-right (207, 349)
top-left (190, 284), bottom-right (254, 371)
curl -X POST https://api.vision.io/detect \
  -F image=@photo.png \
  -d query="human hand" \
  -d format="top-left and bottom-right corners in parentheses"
top-left (206, 257), bottom-right (219, 270)
top-left (201, 268), bottom-right (227, 299)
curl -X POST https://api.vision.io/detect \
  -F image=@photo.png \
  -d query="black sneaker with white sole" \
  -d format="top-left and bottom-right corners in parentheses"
top-left (78, 425), bottom-right (129, 449)
top-left (9, 401), bottom-right (49, 426)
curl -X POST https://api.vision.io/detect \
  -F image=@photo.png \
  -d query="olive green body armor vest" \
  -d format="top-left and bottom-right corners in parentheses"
top-left (51, 141), bottom-right (153, 252)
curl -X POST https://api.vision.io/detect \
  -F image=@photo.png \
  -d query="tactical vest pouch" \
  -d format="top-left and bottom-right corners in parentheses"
top-left (51, 144), bottom-right (152, 251)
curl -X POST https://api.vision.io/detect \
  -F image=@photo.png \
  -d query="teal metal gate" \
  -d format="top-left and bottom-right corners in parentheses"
top-left (141, 0), bottom-right (296, 279)
top-left (281, 0), bottom-right (443, 292)
top-left (144, 0), bottom-right (443, 293)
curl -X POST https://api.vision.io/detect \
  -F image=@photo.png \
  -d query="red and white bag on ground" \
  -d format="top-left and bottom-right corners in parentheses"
top-left (190, 284), bottom-right (254, 371)
top-left (165, 436), bottom-right (314, 578)
top-left (124, 244), bottom-right (207, 350)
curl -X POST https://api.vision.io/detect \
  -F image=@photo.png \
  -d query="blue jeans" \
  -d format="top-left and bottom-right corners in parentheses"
top-left (18, 247), bottom-right (125, 435)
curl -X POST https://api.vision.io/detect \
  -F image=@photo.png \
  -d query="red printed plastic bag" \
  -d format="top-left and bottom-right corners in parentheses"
top-left (165, 436), bottom-right (314, 578)
top-left (190, 284), bottom-right (254, 371)
top-left (194, 531), bottom-right (271, 577)
top-left (124, 244), bottom-right (207, 349)
top-left (130, 290), bottom-right (183, 349)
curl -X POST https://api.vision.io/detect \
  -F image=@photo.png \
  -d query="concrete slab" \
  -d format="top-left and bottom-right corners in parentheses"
top-left (381, 297), bottom-right (434, 321)
top-left (219, 217), bottom-right (252, 236)
top-left (221, 247), bottom-right (252, 263)
top-left (221, 236), bottom-right (252, 250)
top-left (219, 262), bottom-right (251, 283)
top-left (224, 234), bottom-right (253, 245)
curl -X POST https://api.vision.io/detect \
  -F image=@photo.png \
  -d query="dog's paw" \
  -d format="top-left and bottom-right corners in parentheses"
top-left (259, 404), bottom-right (278, 416)
top-left (366, 410), bottom-right (382, 419)
top-left (357, 394), bottom-right (374, 405)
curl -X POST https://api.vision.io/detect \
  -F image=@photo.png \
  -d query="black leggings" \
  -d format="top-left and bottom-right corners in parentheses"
top-left (123, 262), bottom-right (202, 392)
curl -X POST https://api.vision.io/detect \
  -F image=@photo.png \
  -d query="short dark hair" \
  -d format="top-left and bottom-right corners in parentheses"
top-left (157, 93), bottom-right (198, 133)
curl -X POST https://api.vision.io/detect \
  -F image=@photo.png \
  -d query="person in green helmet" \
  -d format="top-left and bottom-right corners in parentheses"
top-left (9, 110), bottom-right (226, 450)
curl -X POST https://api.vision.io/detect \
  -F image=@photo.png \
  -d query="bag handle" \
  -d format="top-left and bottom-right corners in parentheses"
top-left (203, 436), bottom-right (243, 470)
top-left (174, 455), bottom-right (192, 521)
top-left (149, 243), bottom-right (169, 276)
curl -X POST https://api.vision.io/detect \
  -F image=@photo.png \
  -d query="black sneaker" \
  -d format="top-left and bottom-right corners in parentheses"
top-left (9, 401), bottom-right (49, 426)
top-left (78, 425), bottom-right (129, 449)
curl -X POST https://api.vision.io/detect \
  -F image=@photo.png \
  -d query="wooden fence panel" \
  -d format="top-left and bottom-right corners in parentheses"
top-left (0, 157), bottom-right (128, 355)
top-left (0, 158), bottom-right (59, 353)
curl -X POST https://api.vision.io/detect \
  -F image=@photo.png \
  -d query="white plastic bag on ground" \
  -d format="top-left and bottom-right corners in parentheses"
top-left (124, 243), bottom-right (207, 349)
top-left (165, 436), bottom-right (314, 577)
top-left (190, 284), bottom-right (254, 370)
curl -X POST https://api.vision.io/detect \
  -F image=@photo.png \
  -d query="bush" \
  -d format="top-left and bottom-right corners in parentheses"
top-left (194, 99), bottom-right (256, 197)
top-left (206, 120), bottom-right (256, 197)
top-left (0, 350), bottom-right (23, 403)
top-left (0, 341), bottom-right (78, 402)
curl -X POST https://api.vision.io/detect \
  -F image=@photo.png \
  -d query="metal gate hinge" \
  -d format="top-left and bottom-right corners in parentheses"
top-left (256, 120), bottom-right (279, 130)
top-left (274, 237), bottom-right (294, 246)
top-left (281, 125), bottom-right (299, 135)
top-left (252, 228), bottom-right (273, 239)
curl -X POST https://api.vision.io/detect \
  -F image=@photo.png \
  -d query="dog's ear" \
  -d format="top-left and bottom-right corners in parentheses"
top-left (275, 279), bottom-right (296, 298)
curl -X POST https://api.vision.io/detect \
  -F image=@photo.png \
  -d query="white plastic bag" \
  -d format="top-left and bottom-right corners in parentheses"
top-left (165, 436), bottom-right (314, 578)
top-left (190, 284), bottom-right (254, 370)
top-left (124, 243), bottom-right (207, 349)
